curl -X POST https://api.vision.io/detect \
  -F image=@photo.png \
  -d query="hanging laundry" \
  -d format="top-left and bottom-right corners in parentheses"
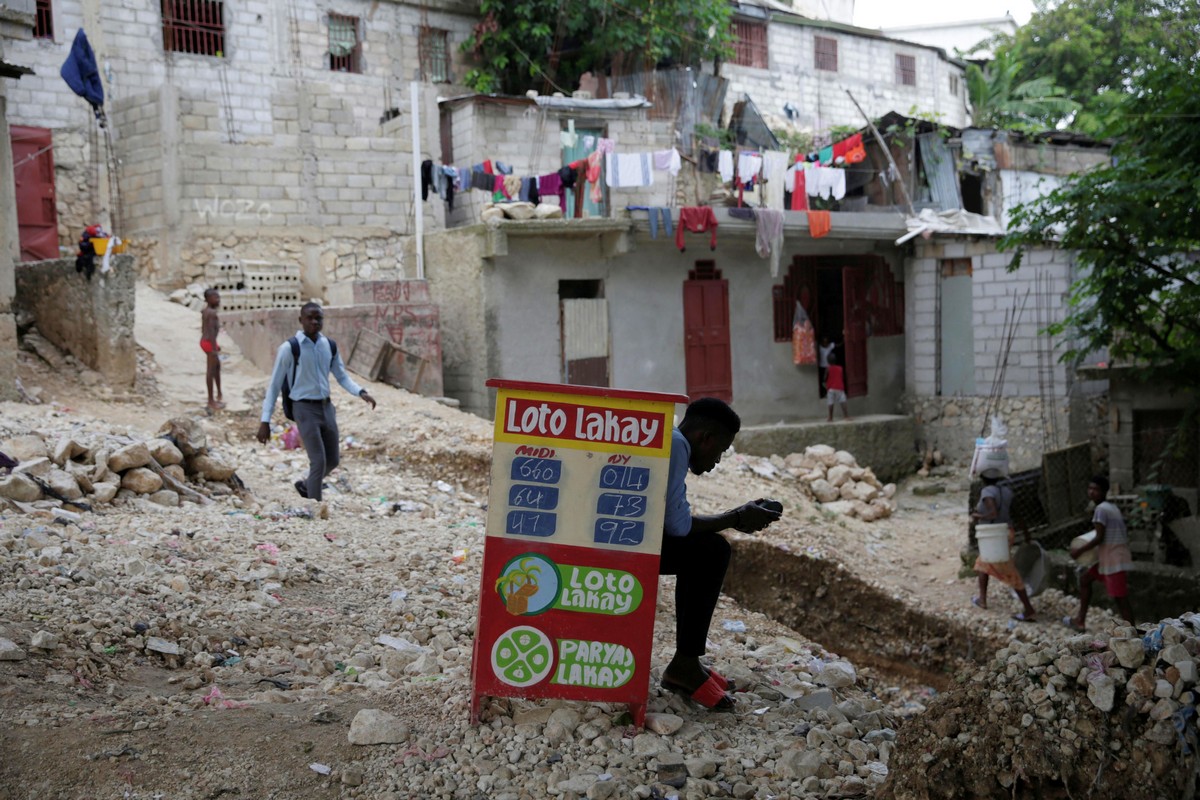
top-left (753, 208), bottom-right (785, 277)
top-left (698, 147), bottom-right (720, 174)
top-left (653, 148), bottom-right (682, 176)
top-left (791, 170), bottom-right (809, 211)
top-left (627, 206), bottom-right (674, 239)
top-left (420, 160), bottom-right (434, 201)
top-left (519, 177), bottom-right (539, 204)
top-left (495, 162), bottom-right (514, 175)
top-left (762, 151), bottom-right (789, 210)
top-left (539, 173), bottom-right (565, 212)
top-left (807, 210), bottom-right (831, 238)
top-left (792, 301), bottom-right (817, 366)
top-left (586, 150), bottom-right (604, 202)
top-left (736, 152), bottom-right (763, 185)
top-left (583, 135), bottom-right (595, 150)
top-left (493, 175), bottom-right (508, 202)
top-left (818, 145), bottom-right (834, 165)
top-left (726, 207), bottom-right (754, 221)
top-left (676, 206), bottom-right (719, 252)
top-left (503, 174), bottom-right (522, 199)
top-left (560, 119), bottom-right (578, 148)
top-left (718, 151), bottom-right (734, 183)
top-left (605, 153), bottom-right (654, 188)
top-left (597, 137), bottom-right (616, 155)
top-left (470, 169), bottom-right (494, 192)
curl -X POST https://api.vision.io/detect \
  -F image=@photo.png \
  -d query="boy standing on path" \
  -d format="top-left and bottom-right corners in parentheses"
top-left (200, 289), bottom-right (224, 411)
top-left (1065, 475), bottom-right (1135, 630)
top-left (256, 303), bottom-right (377, 503)
top-left (824, 354), bottom-right (851, 422)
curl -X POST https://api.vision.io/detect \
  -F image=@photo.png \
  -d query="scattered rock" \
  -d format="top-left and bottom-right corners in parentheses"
top-left (0, 638), bottom-right (27, 660)
top-left (121, 468), bottom-right (163, 494)
top-left (348, 709), bottom-right (410, 745)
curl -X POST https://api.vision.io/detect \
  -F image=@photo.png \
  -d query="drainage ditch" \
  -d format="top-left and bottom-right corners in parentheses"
top-left (724, 539), bottom-right (999, 692)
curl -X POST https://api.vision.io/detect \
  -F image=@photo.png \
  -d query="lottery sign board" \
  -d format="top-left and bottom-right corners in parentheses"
top-left (470, 380), bottom-right (687, 726)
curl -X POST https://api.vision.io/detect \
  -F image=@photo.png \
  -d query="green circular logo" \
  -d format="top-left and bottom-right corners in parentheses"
top-left (491, 626), bottom-right (553, 687)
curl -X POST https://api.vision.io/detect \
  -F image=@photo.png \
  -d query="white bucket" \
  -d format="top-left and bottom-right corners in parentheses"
top-left (1070, 531), bottom-right (1099, 567)
top-left (1012, 542), bottom-right (1047, 597)
top-left (977, 523), bottom-right (1011, 563)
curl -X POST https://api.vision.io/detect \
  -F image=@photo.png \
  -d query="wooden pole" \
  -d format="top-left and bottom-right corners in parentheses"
top-left (845, 90), bottom-right (916, 217)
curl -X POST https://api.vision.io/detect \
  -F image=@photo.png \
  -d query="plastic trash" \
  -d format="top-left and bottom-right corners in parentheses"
top-left (722, 620), bottom-right (747, 633)
top-left (309, 763), bottom-right (332, 776)
top-left (281, 426), bottom-right (301, 450)
top-left (375, 634), bottom-right (422, 652)
top-left (389, 589), bottom-right (408, 603)
top-left (435, 480), bottom-right (454, 493)
top-left (451, 547), bottom-right (468, 564)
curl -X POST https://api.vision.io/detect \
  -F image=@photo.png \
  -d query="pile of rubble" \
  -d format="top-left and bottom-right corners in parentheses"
top-left (781, 445), bottom-right (898, 522)
top-left (885, 615), bottom-right (1200, 798)
top-left (0, 416), bottom-right (239, 512)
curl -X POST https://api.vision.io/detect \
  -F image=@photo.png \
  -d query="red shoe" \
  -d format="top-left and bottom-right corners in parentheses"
top-left (661, 674), bottom-right (735, 712)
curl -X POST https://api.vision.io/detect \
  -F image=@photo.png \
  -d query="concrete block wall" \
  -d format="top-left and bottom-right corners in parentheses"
top-left (443, 99), bottom-right (679, 228)
top-left (722, 19), bottom-right (968, 140)
top-left (423, 227), bottom-right (490, 415)
top-left (13, 254), bottom-right (137, 386)
top-left (905, 238), bottom-right (1074, 398)
top-left (222, 298), bottom-right (443, 398)
top-left (5, 0), bottom-right (476, 284)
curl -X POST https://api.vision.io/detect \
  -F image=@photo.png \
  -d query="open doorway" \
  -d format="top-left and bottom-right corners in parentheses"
top-left (559, 279), bottom-right (609, 386)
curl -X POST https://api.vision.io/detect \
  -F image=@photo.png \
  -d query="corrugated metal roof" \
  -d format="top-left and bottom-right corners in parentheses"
top-left (917, 132), bottom-right (962, 211)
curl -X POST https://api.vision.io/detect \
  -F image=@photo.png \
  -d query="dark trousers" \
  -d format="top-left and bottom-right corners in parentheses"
top-left (294, 399), bottom-right (338, 501)
top-left (659, 530), bottom-right (731, 657)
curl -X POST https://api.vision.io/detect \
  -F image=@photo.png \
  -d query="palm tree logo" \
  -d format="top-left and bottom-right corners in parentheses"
top-left (495, 555), bottom-right (555, 615)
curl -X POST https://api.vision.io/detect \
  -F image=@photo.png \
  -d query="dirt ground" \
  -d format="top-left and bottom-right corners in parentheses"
top-left (1, 285), bottom-right (1162, 800)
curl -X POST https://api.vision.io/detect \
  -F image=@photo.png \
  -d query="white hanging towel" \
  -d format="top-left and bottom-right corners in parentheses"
top-left (736, 152), bottom-right (763, 184)
top-left (605, 152), bottom-right (654, 188)
top-left (762, 151), bottom-right (789, 209)
top-left (560, 119), bottom-right (578, 148)
top-left (718, 150), bottom-right (734, 183)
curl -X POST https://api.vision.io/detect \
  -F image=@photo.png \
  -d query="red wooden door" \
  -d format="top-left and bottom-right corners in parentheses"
top-left (842, 265), bottom-right (868, 398)
top-left (10, 126), bottom-right (59, 261)
top-left (683, 273), bottom-right (732, 403)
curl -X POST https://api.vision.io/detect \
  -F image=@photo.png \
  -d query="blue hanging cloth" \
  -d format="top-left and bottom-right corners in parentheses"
top-left (61, 29), bottom-right (105, 112)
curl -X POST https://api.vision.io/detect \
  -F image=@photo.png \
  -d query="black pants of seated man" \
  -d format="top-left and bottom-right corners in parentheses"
top-left (293, 399), bottom-right (339, 502)
top-left (658, 529), bottom-right (732, 657)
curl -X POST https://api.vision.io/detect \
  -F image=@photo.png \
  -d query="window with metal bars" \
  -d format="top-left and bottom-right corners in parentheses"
top-left (34, 0), bottom-right (53, 39)
top-left (162, 0), bottom-right (225, 57)
top-left (421, 28), bottom-right (450, 83)
top-left (329, 13), bottom-right (361, 73)
top-left (730, 19), bottom-right (767, 69)
top-left (949, 73), bottom-right (960, 97)
top-left (896, 53), bottom-right (917, 86)
top-left (814, 36), bottom-right (838, 72)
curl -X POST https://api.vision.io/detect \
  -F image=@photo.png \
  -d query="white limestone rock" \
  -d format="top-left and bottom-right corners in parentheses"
top-left (348, 708), bottom-right (410, 745)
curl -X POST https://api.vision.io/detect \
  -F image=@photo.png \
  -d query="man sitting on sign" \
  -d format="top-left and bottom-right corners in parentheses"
top-left (659, 397), bottom-right (783, 711)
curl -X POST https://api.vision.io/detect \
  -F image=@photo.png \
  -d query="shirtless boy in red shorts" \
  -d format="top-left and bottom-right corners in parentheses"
top-left (201, 289), bottom-right (224, 411)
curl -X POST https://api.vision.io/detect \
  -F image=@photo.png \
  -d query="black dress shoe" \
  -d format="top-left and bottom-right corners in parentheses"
top-left (294, 479), bottom-right (308, 498)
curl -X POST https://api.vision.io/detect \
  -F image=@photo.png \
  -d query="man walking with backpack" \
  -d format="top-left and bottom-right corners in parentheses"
top-left (257, 303), bottom-right (376, 502)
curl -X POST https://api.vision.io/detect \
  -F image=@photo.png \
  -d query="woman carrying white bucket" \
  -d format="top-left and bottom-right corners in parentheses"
top-left (971, 468), bottom-right (1038, 622)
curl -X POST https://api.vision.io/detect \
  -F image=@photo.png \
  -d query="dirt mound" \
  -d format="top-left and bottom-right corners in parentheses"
top-left (884, 618), bottom-right (1200, 799)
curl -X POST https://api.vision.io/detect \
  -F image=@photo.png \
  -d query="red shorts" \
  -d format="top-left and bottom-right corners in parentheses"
top-left (200, 339), bottom-right (217, 354)
top-left (1085, 565), bottom-right (1128, 598)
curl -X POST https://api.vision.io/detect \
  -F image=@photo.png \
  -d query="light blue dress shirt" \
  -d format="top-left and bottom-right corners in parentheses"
top-left (663, 428), bottom-right (693, 537)
top-left (260, 332), bottom-right (364, 423)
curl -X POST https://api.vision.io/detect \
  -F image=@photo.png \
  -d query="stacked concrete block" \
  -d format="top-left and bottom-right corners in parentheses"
top-left (200, 256), bottom-right (301, 311)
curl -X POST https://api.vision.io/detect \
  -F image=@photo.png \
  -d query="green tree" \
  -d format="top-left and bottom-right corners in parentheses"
top-left (996, 0), bottom-right (1200, 135)
top-left (966, 51), bottom-right (1079, 130)
top-left (461, 0), bottom-right (734, 95)
top-left (998, 55), bottom-right (1200, 390)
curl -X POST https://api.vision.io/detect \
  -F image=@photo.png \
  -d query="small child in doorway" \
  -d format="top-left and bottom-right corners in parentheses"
top-left (824, 353), bottom-right (851, 421)
top-left (1064, 475), bottom-right (1135, 630)
top-left (201, 289), bottom-right (224, 411)
top-left (818, 336), bottom-right (835, 398)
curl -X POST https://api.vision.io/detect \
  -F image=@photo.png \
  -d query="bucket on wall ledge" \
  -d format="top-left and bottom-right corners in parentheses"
top-left (976, 523), bottom-right (1012, 563)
